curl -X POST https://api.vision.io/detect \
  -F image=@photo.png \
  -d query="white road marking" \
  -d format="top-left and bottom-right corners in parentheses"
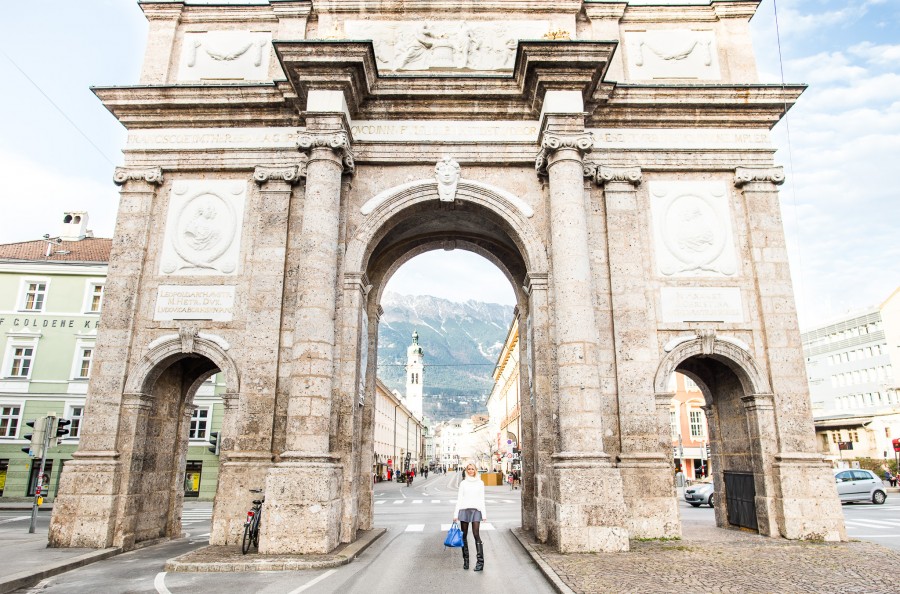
top-left (154, 572), bottom-right (172, 594)
top-left (849, 534), bottom-right (900, 537)
top-left (432, 500), bottom-right (440, 503)
top-left (845, 519), bottom-right (900, 528)
top-left (392, 500), bottom-right (403, 505)
top-left (405, 524), bottom-right (425, 532)
top-left (0, 516), bottom-right (30, 524)
top-left (375, 500), bottom-right (385, 505)
top-left (413, 500), bottom-right (422, 504)
top-left (287, 569), bottom-right (337, 594)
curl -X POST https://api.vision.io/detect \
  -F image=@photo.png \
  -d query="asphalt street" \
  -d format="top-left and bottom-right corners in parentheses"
top-left (3, 478), bottom-right (899, 592)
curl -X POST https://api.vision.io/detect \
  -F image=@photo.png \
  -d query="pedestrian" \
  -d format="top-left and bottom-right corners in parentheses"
top-left (513, 469), bottom-right (520, 490)
top-left (454, 461), bottom-right (487, 571)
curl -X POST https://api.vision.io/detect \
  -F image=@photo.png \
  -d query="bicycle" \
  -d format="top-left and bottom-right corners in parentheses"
top-left (242, 488), bottom-right (264, 554)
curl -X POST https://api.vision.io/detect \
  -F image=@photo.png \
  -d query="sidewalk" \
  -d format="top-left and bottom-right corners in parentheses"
top-left (514, 518), bottom-right (900, 594)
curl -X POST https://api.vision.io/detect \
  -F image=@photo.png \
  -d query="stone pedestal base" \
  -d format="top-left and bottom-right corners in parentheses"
top-left (618, 454), bottom-right (681, 539)
top-left (209, 453), bottom-right (274, 546)
top-left (552, 453), bottom-right (629, 552)
top-left (48, 456), bottom-right (120, 548)
top-left (258, 457), bottom-right (343, 554)
top-left (773, 453), bottom-right (847, 542)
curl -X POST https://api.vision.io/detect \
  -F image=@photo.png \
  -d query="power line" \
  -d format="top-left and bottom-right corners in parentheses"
top-left (1, 49), bottom-right (117, 167)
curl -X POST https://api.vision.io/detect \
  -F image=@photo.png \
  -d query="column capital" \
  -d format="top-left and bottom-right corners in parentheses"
top-left (741, 393), bottom-right (775, 411)
top-left (113, 166), bottom-right (164, 186)
top-left (734, 166), bottom-right (785, 188)
top-left (297, 131), bottom-right (354, 174)
top-left (253, 165), bottom-right (303, 186)
top-left (591, 165), bottom-right (642, 187)
top-left (342, 271), bottom-right (372, 296)
top-left (523, 271), bottom-right (549, 294)
top-left (535, 132), bottom-right (593, 177)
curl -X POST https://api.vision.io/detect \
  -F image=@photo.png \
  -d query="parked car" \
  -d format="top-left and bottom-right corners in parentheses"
top-left (684, 476), bottom-right (715, 507)
top-left (833, 468), bottom-right (887, 504)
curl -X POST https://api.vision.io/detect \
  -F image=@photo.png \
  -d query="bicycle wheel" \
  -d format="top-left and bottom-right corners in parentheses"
top-left (252, 516), bottom-right (261, 548)
top-left (242, 523), bottom-right (253, 554)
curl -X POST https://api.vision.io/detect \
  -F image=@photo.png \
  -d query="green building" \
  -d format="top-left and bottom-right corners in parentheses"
top-left (0, 212), bottom-right (222, 501)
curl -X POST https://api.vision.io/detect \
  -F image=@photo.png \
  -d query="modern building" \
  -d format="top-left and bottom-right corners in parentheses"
top-left (0, 213), bottom-right (224, 500)
top-left (802, 288), bottom-right (900, 464)
top-left (486, 313), bottom-right (522, 474)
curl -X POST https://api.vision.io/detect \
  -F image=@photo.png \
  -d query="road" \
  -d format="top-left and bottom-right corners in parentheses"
top-left (4, 479), bottom-right (899, 592)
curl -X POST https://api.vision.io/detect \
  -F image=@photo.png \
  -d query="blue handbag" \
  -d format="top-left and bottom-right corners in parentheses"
top-left (444, 522), bottom-right (463, 548)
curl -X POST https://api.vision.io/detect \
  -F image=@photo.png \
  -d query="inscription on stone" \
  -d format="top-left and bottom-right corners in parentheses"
top-left (154, 285), bottom-right (236, 322)
top-left (660, 287), bottom-right (743, 323)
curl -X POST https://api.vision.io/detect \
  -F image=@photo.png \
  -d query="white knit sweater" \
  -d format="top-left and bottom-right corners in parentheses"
top-left (454, 476), bottom-right (487, 520)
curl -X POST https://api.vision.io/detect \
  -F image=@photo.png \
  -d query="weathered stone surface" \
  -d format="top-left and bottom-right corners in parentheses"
top-left (49, 0), bottom-right (841, 556)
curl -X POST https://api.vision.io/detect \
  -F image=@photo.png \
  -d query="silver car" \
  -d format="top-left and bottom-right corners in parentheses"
top-left (833, 468), bottom-right (887, 504)
top-left (684, 477), bottom-right (714, 507)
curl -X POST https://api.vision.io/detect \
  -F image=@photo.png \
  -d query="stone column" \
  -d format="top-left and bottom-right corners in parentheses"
top-left (209, 166), bottom-right (298, 545)
top-left (49, 167), bottom-right (163, 549)
top-left (259, 120), bottom-right (353, 554)
top-left (594, 166), bottom-right (679, 539)
top-left (523, 273), bottom-right (551, 539)
top-left (356, 303), bottom-right (382, 532)
top-left (734, 167), bottom-right (844, 541)
top-left (536, 117), bottom-right (629, 552)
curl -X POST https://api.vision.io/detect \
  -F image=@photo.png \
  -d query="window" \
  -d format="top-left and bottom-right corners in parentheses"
top-left (68, 405), bottom-right (84, 439)
top-left (86, 283), bottom-right (105, 313)
top-left (689, 409), bottom-right (705, 439)
top-left (849, 429), bottom-right (859, 442)
top-left (7, 345), bottom-right (35, 378)
top-left (670, 409), bottom-right (678, 439)
top-left (0, 406), bottom-right (21, 438)
top-left (20, 281), bottom-right (48, 312)
top-left (189, 408), bottom-right (210, 440)
top-left (831, 432), bottom-right (840, 443)
top-left (76, 348), bottom-right (93, 379)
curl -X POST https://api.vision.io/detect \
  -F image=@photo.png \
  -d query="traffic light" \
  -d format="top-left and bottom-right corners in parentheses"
top-left (208, 432), bottom-right (220, 455)
top-left (21, 419), bottom-right (46, 458)
top-left (54, 418), bottom-right (71, 444)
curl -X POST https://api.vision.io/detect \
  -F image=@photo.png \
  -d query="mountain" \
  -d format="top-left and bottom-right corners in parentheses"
top-left (377, 292), bottom-right (515, 421)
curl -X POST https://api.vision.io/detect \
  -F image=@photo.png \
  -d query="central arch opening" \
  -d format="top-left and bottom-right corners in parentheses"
top-left (353, 183), bottom-right (542, 542)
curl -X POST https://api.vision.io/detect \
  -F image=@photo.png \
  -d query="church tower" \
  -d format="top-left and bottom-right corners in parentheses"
top-left (405, 330), bottom-right (424, 420)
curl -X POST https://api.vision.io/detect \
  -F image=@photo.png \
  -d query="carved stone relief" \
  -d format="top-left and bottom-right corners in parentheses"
top-left (649, 181), bottom-right (737, 277)
top-left (343, 20), bottom-right (550, 72)
top-left (435, 157), bottom-right (460, 202)
top-left (624, 30), bottom-right (720, 81)
top-left (160, 180), bottom-right (247, 276)
top-left (177, 31), bottom-right (272, 82)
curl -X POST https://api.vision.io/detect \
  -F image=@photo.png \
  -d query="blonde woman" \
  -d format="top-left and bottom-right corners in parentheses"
top-left (453, 462), bottom-right (487, 571)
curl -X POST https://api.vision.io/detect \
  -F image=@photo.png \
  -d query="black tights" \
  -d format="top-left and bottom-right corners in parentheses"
top-left (460, 521), bottom-right (481, 544)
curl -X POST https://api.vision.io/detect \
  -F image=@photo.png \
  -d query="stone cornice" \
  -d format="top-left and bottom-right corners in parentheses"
top-left (583, 3), bottom-right (628, 20)
top-left (535, 132), bottom-right (593, 177)
top-left (312, 0), bottom-right (582, 13)
top-left (275, 40), bottom-right (617, 121)
top-left (734, 166), bottom-right (785, 187)
top-left (590, 165), bottom-right (642, 187)
top-left (113, 166), bottom-right (164, 186)
top-left (253, 165), bottom-right (303, 185)
top-left (297, 131), bottom-right (355, 174)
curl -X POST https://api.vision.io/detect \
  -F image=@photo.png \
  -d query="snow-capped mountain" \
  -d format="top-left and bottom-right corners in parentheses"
top-left (377, 292), bottom-right (515, 421)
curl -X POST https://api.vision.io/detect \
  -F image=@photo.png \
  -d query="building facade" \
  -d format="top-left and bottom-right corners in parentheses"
top-left (802, 288), bottom-right (900, 464)
top-left (486, 313), bottom-right (522, 474)
top-left (669, 373), bottom-right (711, 481)
top-left (50, 0), bottom-right (844, 555)
top-left (372, 378), bottom-right (423, 480)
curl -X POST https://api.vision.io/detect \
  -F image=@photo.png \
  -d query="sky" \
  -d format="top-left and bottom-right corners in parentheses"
top-left (0, 0), bottom-right (897, 328)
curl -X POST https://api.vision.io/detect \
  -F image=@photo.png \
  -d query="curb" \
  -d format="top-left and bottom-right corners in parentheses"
top-left (0, 547), bottom-right (121, 594)
top-left (511, 528), bottom-right (575, 594)
top-left (165, 527), bottom-right (387, 572)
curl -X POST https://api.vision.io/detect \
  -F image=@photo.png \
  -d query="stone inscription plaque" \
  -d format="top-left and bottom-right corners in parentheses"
top-left (660, 287), bottom-right (743, 323)
top-left (154, 285), bottom-right (236, 321)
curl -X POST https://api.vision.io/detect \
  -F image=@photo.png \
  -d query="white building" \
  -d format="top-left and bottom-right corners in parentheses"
top-left (802, 287), bottom-right (900, 461)
top-left (486, 313), bottom-right (522, 473)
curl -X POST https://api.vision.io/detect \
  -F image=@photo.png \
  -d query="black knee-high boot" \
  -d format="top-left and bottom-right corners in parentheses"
top-left (474, 541), bottom-right (484, 571)
top-left (462, 540), bottom-right (469, 569)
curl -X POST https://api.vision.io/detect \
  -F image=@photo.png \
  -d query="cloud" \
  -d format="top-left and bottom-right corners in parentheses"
top-left (848, 41), bottom-right (900, 65)
top-left (0, 150), bottom-right (119, 244)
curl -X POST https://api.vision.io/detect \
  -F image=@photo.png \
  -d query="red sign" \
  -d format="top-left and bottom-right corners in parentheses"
top-left (892, 438), bottom-right (900, 453)
top-left (387, 459), bottom-right (393, 467)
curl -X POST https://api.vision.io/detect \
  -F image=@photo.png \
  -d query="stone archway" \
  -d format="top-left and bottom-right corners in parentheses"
top-left (340, 175), bottom-right (552, 542)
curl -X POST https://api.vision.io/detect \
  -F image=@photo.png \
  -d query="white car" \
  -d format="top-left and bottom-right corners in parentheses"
top-left (833, 468), bottom-right (887, 504)
top-left (684, 476), bottom-right (714, 507)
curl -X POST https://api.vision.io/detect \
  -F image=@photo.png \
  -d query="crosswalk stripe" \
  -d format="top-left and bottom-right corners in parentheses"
top-left (375, 500), bottom-right (385, 505)
top-left (845, 519), bottom-right (900, 528)
top-left (431, 500), bottom-right (440, 503)
top-left (392, 500), bottom-right (403, 505)
top-left (413, 500), bottom-right (422, 504)
top-left (405, 524), bottom-right (424, 532)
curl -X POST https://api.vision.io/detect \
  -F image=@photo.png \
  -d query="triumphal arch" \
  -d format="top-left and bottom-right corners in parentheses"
top-left (49, 0), bottom-right (846, 553)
